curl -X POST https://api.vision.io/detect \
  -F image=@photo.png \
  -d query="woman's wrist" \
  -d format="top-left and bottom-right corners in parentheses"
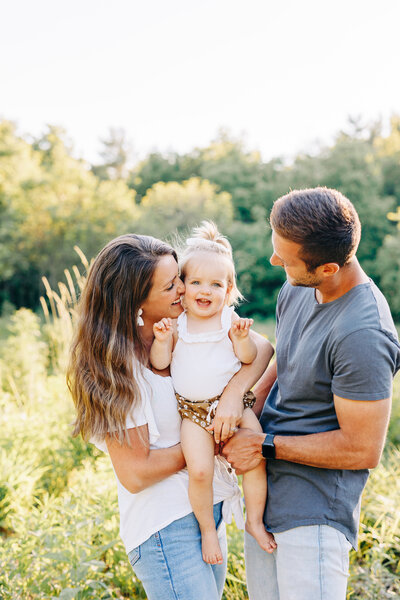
top-left (224, 375), bottom-right (249, 397)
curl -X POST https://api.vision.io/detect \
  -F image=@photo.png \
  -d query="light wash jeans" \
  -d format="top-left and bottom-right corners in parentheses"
top-left (245, 524), bottom-right (352, 600)
top-left (128, 501), bottom-right (227, 600)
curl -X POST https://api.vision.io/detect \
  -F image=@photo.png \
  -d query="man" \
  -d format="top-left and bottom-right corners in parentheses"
top-left (223, 187), bottom-right (400, 600)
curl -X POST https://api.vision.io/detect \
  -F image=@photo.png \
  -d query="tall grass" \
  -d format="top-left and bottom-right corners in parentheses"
top-left (0, 258), bottom-right (399, 599)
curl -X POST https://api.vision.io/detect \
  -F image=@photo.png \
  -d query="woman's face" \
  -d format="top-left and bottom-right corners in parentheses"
top-left (141, 254), bottom-right (185, 324)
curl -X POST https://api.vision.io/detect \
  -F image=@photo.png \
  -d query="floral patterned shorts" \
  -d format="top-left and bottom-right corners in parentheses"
top-left (175, 390), bottom-right (256, 434)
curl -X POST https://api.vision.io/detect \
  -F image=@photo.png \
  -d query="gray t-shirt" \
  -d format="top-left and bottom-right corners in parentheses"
top-left (260, 280), bottom-right (400, 548)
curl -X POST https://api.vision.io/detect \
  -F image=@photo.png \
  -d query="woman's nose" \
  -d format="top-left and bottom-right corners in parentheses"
top-left (177, 278), bottom-right (185, 294)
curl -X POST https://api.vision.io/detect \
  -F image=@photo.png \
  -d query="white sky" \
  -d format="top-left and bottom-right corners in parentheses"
top-left (1, 0), bottom-right (400, 165)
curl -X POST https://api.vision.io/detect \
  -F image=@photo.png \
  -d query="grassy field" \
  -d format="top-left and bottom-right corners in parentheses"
top-left (0, 308), bottom-right (399, 599)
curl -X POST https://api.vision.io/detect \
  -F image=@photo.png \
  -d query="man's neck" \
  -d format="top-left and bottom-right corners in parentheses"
top-left (314, 259), bottom-right (369, 304)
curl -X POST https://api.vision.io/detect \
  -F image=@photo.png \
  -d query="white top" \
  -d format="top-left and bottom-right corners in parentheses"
top-left (171, 305), bottom-right (242, 401)
top-left (91, 367), bottom-right (243, 553)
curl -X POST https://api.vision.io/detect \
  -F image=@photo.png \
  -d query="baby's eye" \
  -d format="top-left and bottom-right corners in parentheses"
top-left (191, 280), bottom-right (200, 285)
top-left (212, 282), bottom-right (222, 287)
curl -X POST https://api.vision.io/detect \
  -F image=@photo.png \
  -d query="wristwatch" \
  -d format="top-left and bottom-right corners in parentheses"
top-left (261, 433), bottom-right (276, 459)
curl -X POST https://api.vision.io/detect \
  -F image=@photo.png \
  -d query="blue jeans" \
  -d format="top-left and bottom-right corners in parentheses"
top-left (128, 502), bottom-right (227, 600)
top-left (245, 525), bottom-right (352, 600)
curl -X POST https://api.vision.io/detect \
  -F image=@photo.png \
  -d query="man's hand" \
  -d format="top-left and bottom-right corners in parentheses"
top-left (153, 318), bottom-right (173, 342)
top-left (221, 428), bottom-right (265, 474)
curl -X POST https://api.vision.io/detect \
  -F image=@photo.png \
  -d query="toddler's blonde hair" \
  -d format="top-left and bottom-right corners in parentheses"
top-left (179, 221), bottom-right (243, 306)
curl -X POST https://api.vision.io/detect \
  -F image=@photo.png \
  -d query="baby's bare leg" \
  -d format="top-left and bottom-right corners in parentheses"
top-left (181, 418), bottom-right (223, 565)
top-left (240, 407), bottom-right (277, 553)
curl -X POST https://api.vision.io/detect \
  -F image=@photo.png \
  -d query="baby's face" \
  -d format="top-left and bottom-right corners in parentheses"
top-left (183, 253), bottom-right (231, 319)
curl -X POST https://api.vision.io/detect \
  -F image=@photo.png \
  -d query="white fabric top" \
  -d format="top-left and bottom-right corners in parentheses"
top-left (91, 367), bottom-right (243, 553)
top-left (171, 305), bottom-right (242, 401)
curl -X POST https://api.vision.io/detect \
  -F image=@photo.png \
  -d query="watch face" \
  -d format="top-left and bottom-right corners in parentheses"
top-left (262, 434), bottom-right (275, 459)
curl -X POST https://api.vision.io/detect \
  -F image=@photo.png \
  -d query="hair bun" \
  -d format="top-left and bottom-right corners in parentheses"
top-left (191, 221), bottom-right (232, 255)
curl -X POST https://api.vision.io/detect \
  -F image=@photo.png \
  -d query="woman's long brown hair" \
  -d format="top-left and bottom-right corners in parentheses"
top-left (67, 234), bottom-right (177, 444)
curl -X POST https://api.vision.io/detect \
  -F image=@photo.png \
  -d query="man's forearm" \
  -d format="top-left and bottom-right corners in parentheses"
top-left (235, 428), bottom-right (382, 470)
top-left (223, 426), bottom-right (385, 474)
top-left (274, 429), bottom-right (383, 469)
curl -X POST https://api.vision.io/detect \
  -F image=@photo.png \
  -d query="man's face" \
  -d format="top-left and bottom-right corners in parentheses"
top-left (270, 231), bottom-right (323, 288)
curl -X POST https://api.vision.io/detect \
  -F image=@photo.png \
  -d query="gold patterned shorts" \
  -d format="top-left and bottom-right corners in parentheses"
top-left (176, 390), bottom-right (256, 434)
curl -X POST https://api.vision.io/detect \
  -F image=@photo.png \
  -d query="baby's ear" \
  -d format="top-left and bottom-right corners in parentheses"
top-left (225, 283), bottom-right (233, 304)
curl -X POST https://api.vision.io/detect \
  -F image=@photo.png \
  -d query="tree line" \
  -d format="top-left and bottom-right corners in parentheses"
top-left (1, 117), bottom-right (399, 319)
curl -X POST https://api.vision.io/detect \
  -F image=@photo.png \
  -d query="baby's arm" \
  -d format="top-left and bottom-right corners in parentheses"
top-left (150, 318), bottom-right (174, 370)
top-left (229, 318), bottom-right (257, 364)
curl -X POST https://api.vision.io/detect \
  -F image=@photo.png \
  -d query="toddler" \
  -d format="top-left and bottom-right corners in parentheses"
top-left (150, 222), bottom-right (276, 564)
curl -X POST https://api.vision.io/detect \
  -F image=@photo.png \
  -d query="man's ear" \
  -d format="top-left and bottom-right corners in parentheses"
top-left (320, 262), bottom-right (340, 277)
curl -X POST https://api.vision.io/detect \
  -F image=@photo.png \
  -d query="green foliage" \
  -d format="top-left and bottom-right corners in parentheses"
top-left (135, 177), bottom-right (233, 240)
top-left (1, 116), bottom-right (400, 323)
top-left (0, 122), bottom-right (138, 309)
top-left (92, 127), bottom-right (134, 181)
top-left (288, 133), bottom-right (396, 279)
top-left (0, 308), bottom-right (47, 403)
top-left (226, 208), bottom-right (285, 317)
top-left (128, 151), bottom-right (202, 201)
top-left (347, 446), bottom-right (400, 599)
top-left (377, 232), bottom-right (400, 320)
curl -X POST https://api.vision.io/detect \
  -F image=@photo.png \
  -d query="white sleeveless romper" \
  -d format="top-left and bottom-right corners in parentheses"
top-left (170, 305), bottom-right (256, 431)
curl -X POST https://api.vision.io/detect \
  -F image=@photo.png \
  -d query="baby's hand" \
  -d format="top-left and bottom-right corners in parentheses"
top-left (230, 318), bottom-right (254, 339)
top-left (153, 318), bottom-right (173, 342)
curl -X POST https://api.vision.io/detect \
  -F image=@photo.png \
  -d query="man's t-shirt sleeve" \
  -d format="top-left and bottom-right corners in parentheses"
top-left (331, 328), bottom-right (399, 401)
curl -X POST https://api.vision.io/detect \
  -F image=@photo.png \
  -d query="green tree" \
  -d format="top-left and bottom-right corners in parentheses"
top-left (92, 127), bottom-right (134, 180)
top-left (135, 177), bottom-right (233, 240)
top-left (0, 122), bottom-right (139, 310)
top-left (375, 116), bottom-right (400, 205)
top-left (128, 151), bottom-right (202, 201)
top-left (287, 130), bottom-right (396, 280)
top-left (198, 131), bottom-right (287, 222)
top-left (378, 206), bottom-right (400, 319)
top-left (226, 207), bottom-right (285, 317)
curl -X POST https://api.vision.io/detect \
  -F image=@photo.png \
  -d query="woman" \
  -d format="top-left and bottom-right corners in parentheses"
top-left (68, 233), bottom-right (273, 600)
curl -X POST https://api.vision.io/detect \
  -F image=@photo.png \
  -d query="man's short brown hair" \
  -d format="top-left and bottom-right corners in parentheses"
top-left (270, 187), bottom-right (361, 271)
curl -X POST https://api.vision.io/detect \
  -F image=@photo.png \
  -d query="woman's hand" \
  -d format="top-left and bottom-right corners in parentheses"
top-left (206, 388), bottom-right (243, 444)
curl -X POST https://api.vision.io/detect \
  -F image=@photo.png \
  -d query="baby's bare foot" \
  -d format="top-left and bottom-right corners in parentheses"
top-left (246, 520), bottom-right (277, 554)
top-left (201, 529), bottom-right (223, 564)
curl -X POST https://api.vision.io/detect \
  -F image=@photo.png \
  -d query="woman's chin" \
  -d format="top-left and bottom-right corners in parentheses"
top-left (171, 304), bottom-right (184, 317)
